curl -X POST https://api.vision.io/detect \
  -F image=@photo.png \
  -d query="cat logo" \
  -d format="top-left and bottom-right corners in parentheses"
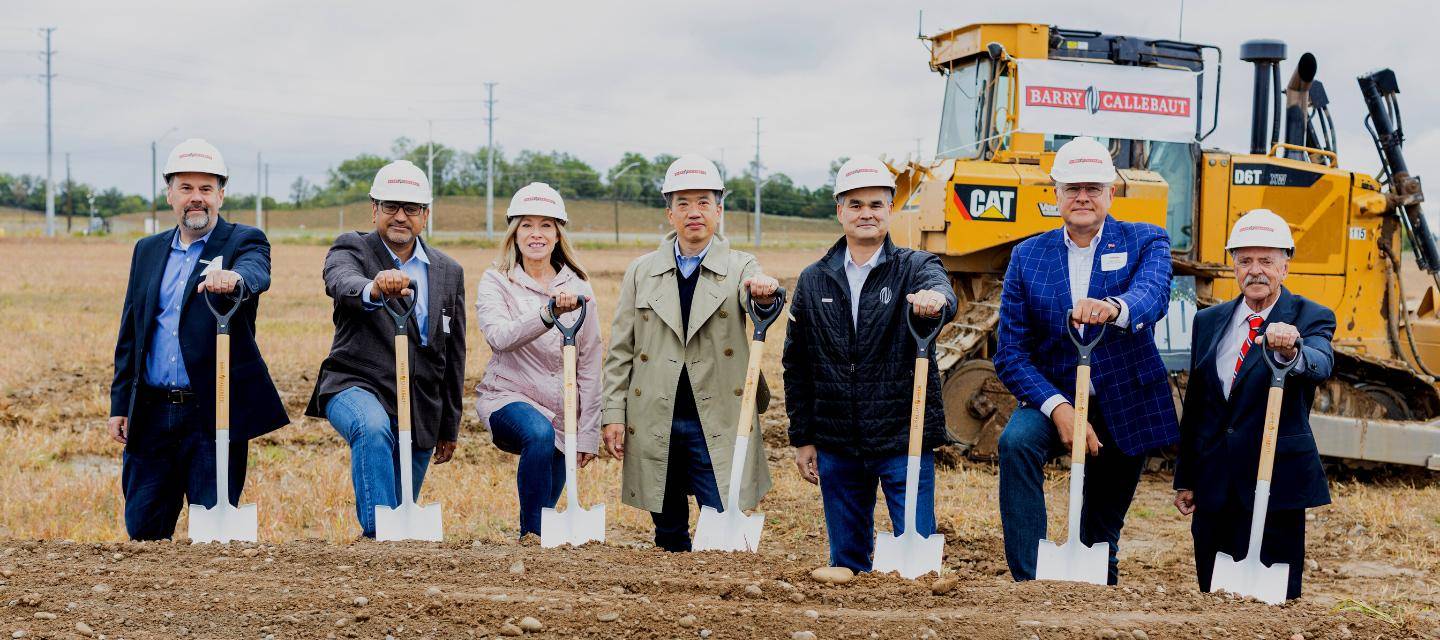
top-left (953, 184), bottom-right (1018, 222)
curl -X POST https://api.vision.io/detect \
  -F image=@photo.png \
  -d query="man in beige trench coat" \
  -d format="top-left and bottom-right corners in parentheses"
top-left (602, 154), bottom-right (780, 552)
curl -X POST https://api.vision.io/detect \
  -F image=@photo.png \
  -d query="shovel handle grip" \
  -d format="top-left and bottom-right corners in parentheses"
top-left (383, 291), bottom-right (417, 335)
top-left (907, 306), bottom-right (946, 359)
top-left (204, 281), bottom-right (250, 335)
top-left (1065, 311), bottom-right (1107, 365)
top-left (550, 295), bottom-right (590, 346)
top-left (743, 287), bottom-right (787, 341)
top-left (908, 357), bottom-right (928, 457)
top-left (735, 340), bottom-right (766, 439)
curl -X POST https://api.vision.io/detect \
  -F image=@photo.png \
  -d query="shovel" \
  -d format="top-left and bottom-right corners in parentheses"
top-left (189, 282), bottom-right (259, 543)
top-left (872, 309), bottom-right (947, 579)
top-left (694, 288), bottom-right (787, 553)
top-left (374, 293), bottom-right (444, 542)
top-left (1035, 318), bottom-right (1109, 585)
top-left (1211, 339), bottom-right (1298, 605)
top-left (541, 295), bottom-right (607, 548)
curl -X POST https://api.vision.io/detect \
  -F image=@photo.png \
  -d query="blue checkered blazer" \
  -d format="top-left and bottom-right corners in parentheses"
top-left (993, 215), bottom-right (1179, 456)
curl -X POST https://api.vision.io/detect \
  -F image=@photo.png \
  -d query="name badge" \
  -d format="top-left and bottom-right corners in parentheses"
top-left (442, 314), bottom-right (452, 334)
top-left (1100, 252), bottom-right (1127, 272)
top-left (199, 255), bottom-right (224, 275)
top-left (821, 298), bottom-right (833, 303)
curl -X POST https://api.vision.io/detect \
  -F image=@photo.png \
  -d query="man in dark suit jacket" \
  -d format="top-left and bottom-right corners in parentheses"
top-left (1174, 208), bottom-right (1334, 601)
top-left (305, 160), bottom-right (466, 539)
top-left (108, 138), bottom-right (288, 541)
top-left (993, 137), bottom-right (1179, 585)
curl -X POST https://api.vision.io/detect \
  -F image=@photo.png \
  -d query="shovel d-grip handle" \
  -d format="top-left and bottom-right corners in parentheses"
top-left (383, 291), bottom-right (418, 336)
top-left (1065, 313), bottom-right (1107, 462)
top-left (549, 295), bottom-right (590, 346)
top-left (906, 305), bottom-right (946, 360)
top-left (743, 287), bottom-right (787, 342)
top-left (1254, 340), bottom-right (1299, 483)
top-left (905, 308), bottom-right (945, 457)
top-left (204, 281), bottom-right (250, 336)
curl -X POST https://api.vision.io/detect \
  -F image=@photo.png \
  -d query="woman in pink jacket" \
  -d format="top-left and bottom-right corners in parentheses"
top-left (475, 182), bottom-right (602, 539)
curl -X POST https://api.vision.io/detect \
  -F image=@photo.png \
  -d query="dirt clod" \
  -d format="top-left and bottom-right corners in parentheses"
top-left (424, 586), bottom-right (442, 597)
top-left (353, 596), bottom-right (368, 607)
top-left (788, 592), bottom-right (806, 603)
top-left (597, 612), bottom-right (619, 623)
top-left (809, 566), bottom-right (854, 585)
top-left (678, 614), bottom-right (697, 628)
top-left (31, 613), bottom-right (55, 621)
top-left (74, 621), bottom-right (94, 637)
top-left (510, 559), bottom-right (526, 574)
top-left (792, 632), bottom-right (816, 640)
top-left (744, 584), bottom-right (763, 598)
top-left (499, 622), bottom-right (523, 636)
top-left (931, 577), bottom-right (958, 595)
top-left (1131, 629), bottom-right (1149, 640)
top-left (518, 616), bottom-right (543, 632)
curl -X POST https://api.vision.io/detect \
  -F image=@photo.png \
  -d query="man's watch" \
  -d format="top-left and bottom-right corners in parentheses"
top-left (1102, 296), bottom-right (1123, 316)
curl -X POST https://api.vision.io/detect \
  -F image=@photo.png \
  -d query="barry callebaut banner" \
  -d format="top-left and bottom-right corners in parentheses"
top-left (1015, 59), bottom-right (1199, 143)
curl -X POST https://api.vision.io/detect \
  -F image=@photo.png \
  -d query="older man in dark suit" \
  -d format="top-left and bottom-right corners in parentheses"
top-left (306, 160), bottom-right (466, 539)
top-left (1174, 208), bottom-right (1334, 601)
top-left (108, 138), bottom-right (288, 541)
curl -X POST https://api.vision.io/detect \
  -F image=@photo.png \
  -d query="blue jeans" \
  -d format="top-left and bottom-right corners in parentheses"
top-left (998, 406), bottom-right (1145, 585)
top-left (651, 417), bottom-right (722, 552)
top-left (817, 449), bottom-right (936, 572)
top-left (489, 402), bottom-right (565, 538)
top-left (122, 392), bottom-right (247, 541)
top-left (326, 386), bottom-right (434, 538)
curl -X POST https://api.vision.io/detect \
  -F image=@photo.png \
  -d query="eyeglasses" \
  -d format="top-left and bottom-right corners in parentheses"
top-left (1059, 184), bottom-right (1106, 199)
top-left (379, 201), bottom-right (426, 216)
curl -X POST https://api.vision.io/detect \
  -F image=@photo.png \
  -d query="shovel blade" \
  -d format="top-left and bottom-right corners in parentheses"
top-left (1212, 551), bottom-right (1289, 605)
top-left (540, 504), bottom-right (606, 548)
top-left (187, 502), bottom-right (258, 543)
top-left (374, 502), bottom-right (443, 542)
top-left (872, 530), bottom-right (946, 579)
top-left (693, 506), bottom-right (765, 552)
top-left (1035, 538), bottom-right (1108, 585)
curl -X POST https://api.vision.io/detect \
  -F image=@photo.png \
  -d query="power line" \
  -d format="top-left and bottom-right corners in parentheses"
top-left (484, 81), bottom-right (497, 241)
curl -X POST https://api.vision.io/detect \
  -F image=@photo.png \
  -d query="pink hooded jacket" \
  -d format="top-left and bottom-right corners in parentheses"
top-left (474, 265), bottom-right (602, 454)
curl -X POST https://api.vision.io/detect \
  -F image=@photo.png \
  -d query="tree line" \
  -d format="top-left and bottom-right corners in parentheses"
top-left (2, 139), bottom-right (852, 220)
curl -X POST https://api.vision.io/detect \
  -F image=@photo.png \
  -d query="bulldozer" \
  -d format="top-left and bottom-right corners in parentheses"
top-left (891, 22), bottom-right (1440, 470)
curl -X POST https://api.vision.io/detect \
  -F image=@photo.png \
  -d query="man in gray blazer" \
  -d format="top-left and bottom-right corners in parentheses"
top-left (305, 160), bottom-right (466, 538)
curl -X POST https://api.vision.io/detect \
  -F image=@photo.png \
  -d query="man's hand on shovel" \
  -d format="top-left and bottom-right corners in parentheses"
top-left (742, 275), bottom-right (780, 305)
top-left (195, 269), bottom-right (244, 294)
top-left (907, 289), bottom-right (948, 318)
top-left (1051, 403), bottom-right (1101, 457)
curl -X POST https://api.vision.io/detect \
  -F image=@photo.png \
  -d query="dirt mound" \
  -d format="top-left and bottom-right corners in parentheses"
top-left (1, 540), bottom-right (1413, 639)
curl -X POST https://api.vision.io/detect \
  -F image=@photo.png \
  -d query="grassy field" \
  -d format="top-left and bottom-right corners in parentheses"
top-left (0, 237), bottom-right (1438, 636)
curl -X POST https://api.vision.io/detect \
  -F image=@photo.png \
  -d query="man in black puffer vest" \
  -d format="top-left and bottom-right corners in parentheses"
top-left (782, 156), bottom-right (956, 572)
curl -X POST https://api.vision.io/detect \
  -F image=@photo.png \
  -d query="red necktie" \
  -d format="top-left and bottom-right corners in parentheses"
top-left (1233, 313), bottom-right (1264, 380)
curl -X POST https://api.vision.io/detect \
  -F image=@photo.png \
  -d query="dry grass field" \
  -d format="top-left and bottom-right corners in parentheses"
top-left (0, 236), bottom-right (1438, 638)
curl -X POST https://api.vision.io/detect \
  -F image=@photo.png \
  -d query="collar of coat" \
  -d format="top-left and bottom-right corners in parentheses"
top-left (818, 234), bottom-right (898, 277)
top-left (506, 263), bottom-right (579, 296)
top-left (644, 230), bottom-right (733, 278)
top-left (1201, 285), bottom-right (1300, 393)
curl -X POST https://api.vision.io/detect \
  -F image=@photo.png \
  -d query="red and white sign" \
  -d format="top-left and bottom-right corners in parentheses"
top-left (1016, 59), bottom-right (1198, 143)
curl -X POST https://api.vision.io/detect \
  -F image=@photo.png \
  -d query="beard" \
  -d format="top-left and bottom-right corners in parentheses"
top-left (182, 207), bottom-right (211, 231)
top-left (385, 224), bottom-right (414, 245)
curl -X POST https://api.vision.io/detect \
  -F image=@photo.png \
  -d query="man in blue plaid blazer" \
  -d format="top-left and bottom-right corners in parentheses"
top-left (992, 137), bottom-right (1179, 585)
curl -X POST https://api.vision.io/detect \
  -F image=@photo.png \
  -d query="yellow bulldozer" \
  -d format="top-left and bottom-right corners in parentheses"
top-left (891, 22), bottom-right (1440, 469)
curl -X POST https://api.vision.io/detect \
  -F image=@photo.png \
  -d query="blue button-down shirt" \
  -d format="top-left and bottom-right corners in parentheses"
top-left (144, 228), bottom-right (215, 388)
top-left (362, 240), bottom-right (431, 346)
top-left (674, 239), bottom-right (711, 279)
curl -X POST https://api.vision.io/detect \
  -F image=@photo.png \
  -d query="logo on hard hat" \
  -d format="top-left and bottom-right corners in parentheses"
top-left (1238, 225), bottom-right (1276, 233)
top-left (523, 196), bottom-right (557, 205)
top-left (673, 169), bottom-right (707, 176)
top-left (845, 168), bottom-right (880, 177)
top-left (387, 179), bottom-right (421, 187)
top-left (1069, 158), bottom-right (1104, 165)
top-left (179, 152), bottom-right (215, 160)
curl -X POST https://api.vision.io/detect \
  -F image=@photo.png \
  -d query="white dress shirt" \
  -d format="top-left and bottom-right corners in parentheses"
top-left (1215, 298), bottom-right (1301, 398)
top-left (843, 245), bottom-right (884, 328)
top-left (1039, 223), bottom-right (1133, 418)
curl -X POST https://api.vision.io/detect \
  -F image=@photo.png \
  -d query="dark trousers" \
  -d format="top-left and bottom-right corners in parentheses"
top-left (1193, 503), bottom-right (1307, 600)
top-left (122, 392), bottom-right (247, 541)
top-left (650, 417), bottom-right (722, 552)
top-left (998, 405), bottom-right (1145, 585)
top-left (817, 449), bottom-right (937, 573)
top-left (489, 402), bottom-right (565, 538)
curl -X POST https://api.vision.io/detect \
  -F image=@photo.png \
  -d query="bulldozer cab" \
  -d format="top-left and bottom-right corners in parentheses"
top-left (920, 23), bottom-right (1217, 254)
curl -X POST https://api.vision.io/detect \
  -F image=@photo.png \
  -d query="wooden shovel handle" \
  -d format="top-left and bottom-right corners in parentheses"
top-left (735, 340), bottom-right (765, 439)
top-left (215, 333), bottom-right (230, 431)
top-left (1256, 386), bottom-right (1283, 482)
top-left (563, 344), bottom-right (579, 437)
top-left (1071, 364), bottom-right (1091, 462)
top-left (908, 357), bottom-right (928, 457)
top-left (394, 334), bottom-right (411, 432)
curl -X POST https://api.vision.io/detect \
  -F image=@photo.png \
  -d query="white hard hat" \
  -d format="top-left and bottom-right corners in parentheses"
top-left (661, 154), bottom-right (725, 194)
top-left (1226, 208), bottom-right (1295, 254)
top-left (1049, 136), bottom-right (1118, 184)
top-left (163, 138), bottom-right (228, 184)
top-left (507, 182), bottom-right (568, 223)
top-left (369, 160), bottom-right (432, 205)
top-left (833, 156), bottom-right (896, 197)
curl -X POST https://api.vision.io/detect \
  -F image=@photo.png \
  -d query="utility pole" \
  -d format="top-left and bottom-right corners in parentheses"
top-left (719, 147), bottom-right (727, 237)
top-left (255, 151), bottom-right (263, 230)
top-left (64, 152), bottom-right (72, 233)
top-left (150, 141), bottom-right (158, 232)
top-left (426, 119), bottom-right (435, 237)
top-left (264, 163), bottom-right (270, 225)
top-left (752, 116), bottom-right (762, 248)
top-left (611, 162), bottom-right (640, 244)
top-left (484, 82), bottom-right (497, 241)
top-left (42, 27), bottom-right (56, 238)
top-left (916, 137), bottom-right (923, 164)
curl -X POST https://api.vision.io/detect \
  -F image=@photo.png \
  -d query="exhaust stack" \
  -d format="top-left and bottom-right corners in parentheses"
top-left (1283, 52), bottom-right (1317, 157)
top-left (1240, 39), bottom-right (1287, 155)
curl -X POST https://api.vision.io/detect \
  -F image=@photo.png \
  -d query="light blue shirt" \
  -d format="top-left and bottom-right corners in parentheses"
top-left (362, 240), bottom-right (431, 346)
top-left (144, 228), bottom-right (214, 388)
top-left (674, 240), bottom-right (711, 279)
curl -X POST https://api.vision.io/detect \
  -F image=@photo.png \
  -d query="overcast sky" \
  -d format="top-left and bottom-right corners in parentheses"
top-left (3, 0), bottom-right (1437, 211)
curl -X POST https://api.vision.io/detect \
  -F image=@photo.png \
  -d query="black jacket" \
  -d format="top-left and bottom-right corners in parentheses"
top-left (110, 217), bottom-right (289, 441)
top-left (304, 232), bottom-right (467, 449)
top-left (782, 236), bottom-right (957, 458)
top-left (1174, 287), bottom-right (1334, 512)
